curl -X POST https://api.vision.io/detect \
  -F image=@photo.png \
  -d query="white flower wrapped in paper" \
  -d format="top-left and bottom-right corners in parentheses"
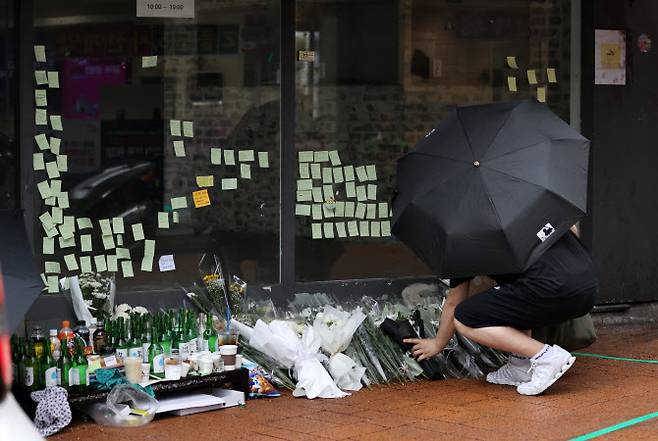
top-left (232, 319), bottom-right (347, 399)
top-left (312, 306), bottom-right (367, 391)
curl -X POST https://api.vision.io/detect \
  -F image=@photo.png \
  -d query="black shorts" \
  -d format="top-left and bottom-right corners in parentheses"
top-left (454, 283), bottom-right (597, 330)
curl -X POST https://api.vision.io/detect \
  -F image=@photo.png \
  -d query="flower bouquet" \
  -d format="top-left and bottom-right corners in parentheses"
top-left (68, 272), bottom-right (115, 325)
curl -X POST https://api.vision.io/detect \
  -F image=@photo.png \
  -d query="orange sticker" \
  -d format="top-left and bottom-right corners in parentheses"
top-left (192, 189), bottom-right (211, 208)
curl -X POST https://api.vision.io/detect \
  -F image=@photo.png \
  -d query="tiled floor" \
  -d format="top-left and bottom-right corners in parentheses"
top-left (51, 326), bottom-right (658, 441)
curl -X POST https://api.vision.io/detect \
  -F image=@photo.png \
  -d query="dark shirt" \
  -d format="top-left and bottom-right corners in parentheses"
top-left (449, 232), bottom-right (598, 296)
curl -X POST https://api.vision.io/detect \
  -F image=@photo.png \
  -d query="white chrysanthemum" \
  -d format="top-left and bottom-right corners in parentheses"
top-left (132, 306), bottom-right (148, 315)
top-left (92, 291), bottom-right (108, 299)
top-left (186, 292), bottom-right (197, 298)
top-left (115, 303), bottom-right (132, 313)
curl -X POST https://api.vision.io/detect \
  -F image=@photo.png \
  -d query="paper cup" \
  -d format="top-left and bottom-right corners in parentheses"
top-left (188, 354), bottom-right (199, 371)
top-left (124, 357), bottom-right (143, 384)
top-left (235, 354), bottom-right (243, 369)
top-left (180, 362), bottom-right (191, 377)
top-left (211, 353), bottom-right (222, 371)
top-left (199, 357), bottom-right (213, 375)
top-left (219, 345), bottom-right (237, 370)
top-left (141, 363), bottom-right (151, 382)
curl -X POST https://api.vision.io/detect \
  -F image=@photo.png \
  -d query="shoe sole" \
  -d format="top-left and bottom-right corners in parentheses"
top-left (517, 356), bottom-right (576, 396)
top-left (486, 375), bottom-right (525, 387)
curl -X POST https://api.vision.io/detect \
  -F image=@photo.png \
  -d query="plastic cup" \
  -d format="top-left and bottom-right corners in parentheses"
top-left (165, 349), bottom-right (182, 381)
top-left (180, 362), bottom-right (191, 377)
top-left (219, 345), bottom-right (237, 370)
top-left (188, 354), bottom-right (199, 371)
top-left (124, 357), bottom-right (143, 384)
top-left (218, 328), bottom-right (239, 346)
top-left (141, 363), bottom-right (151, 383)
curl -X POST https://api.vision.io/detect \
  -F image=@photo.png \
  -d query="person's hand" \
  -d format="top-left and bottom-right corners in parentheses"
top-left (403, 338), bottom-right (442, 361)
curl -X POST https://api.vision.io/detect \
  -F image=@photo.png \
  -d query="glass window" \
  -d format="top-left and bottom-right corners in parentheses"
top-left (0, 0), bottom-right (18, 209)
top-left (294, 0), bottom-right (571, 281)
top-left (32, 0), bottom-right (281, 289)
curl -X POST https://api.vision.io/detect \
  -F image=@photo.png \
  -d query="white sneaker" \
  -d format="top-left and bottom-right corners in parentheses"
top-left (486, 355), bottom-right (532, 386)
top-left (517, 345), bottom-right (575, 396)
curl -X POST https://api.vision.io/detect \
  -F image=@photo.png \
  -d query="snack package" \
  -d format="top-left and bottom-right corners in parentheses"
top-left (242, 358), bottom-right (280, 398)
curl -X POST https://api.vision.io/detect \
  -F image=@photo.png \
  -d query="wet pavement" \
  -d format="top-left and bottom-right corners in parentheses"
top-left (50, 326), bottom-right (658, 441)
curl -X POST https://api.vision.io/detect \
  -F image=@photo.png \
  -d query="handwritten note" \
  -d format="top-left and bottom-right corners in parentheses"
top-left (238, 150), bottom-right (254, 162)
top-left (240, 164), bottom-right (252, 179)
top-left (158, 212), bottom-right (169, 229)
top-left (547, 68), bottom-right (557, 83)
top-left (158, 255), bottom-right (176, 272)
top-left (258, 151), bottom-right (269, 168)
top-left (35, 70), bottom-right (48, 85)
top-left (173, 140), bottom-right (186, 157)
top-left (506, 56), bottom-right (518, 69)
top-left (183, 121), bottom-right (194, 137)
top-left (527, 69), bottom-right (538, 85)
top-left (132, 223), bottom-right (145, 241)
top-left (170, 120), bottom-right (182, 136)
top-left (196, 175), bottom-right (214, 187)
top-left (224, 149), bottom-right (236, 165)
top-left (221, 178), bottom-right (238, 190)
top-left (35, 89), bottom-right (47, 107)
top-left (170, 196), bottom-right (188, 210)
top-left (192, 189), bottom-right (211, 208)
top-left (537, 87), bottom-right (546, 103)
top-left (34, 45), bottom-right (46, 62)
top-left (47, 71), bottom-right (59, 88)
top-left (211, 148), bottom-right (222, 165)
top-left (507, 76), bottom-right (517, 92)
top-left (141, 56), bottom-right (158, 68)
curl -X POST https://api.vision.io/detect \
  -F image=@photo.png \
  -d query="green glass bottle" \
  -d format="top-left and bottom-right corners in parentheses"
top-left (186, 310), bottom-right (198, 355)
top-left (72, 339), bottom-right (89, 393)
top-left (115, 318), bottom-right (129, 360)
top-left (203, 314), bottom-right (217, 352)
top-left (42, 337), bottom-right (58, 388)
top-left (58, 337), bottom-right (72, 389)
top-left (23, 340), bottom-right (39, 391)
top-left (141, 317), bottom-right (151, 363)
top-left (161, 315), bottom-right (172, 356)
top-left (148, 329), bottom-right (165, 375)
top-left (128, 318), bottom-right (143, 359)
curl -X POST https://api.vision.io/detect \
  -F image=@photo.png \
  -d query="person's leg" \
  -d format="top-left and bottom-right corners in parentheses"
top-left (453, 320), bottom-right (544, 358)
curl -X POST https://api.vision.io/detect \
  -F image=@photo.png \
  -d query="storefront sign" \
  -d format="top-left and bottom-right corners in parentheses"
top-left (136, 0), bottom-right (195, 18)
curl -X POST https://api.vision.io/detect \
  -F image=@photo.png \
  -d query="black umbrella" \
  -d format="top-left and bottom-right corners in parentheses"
top-left (392, 100), bottom-right (589, 278)
top-left (0, 210), bottom-right (43, 332)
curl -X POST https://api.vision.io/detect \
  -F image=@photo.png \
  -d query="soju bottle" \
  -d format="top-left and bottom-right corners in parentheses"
top-left (23, 341), bottom-right (39, 391)
top-left (141, 317), bottom-right (151, 363)
top-left (58, 337), bottom-right (72, 389)
top-left (161, 316), bottom-right (172, 356)
top-left (148, 329), bottom-right (165, 375)
top-left (203, 315), bottom-right (217, 352)
top-left (186, 311), bottom-right (198, 355)
top-left (128, 318), bottom-right (143, 359)
top-left (42, 337), bottom-right (58, 388)
top-left (71, 339), bottom-right (89, 393)
top-left (115, 318), bottom-right (129, 360)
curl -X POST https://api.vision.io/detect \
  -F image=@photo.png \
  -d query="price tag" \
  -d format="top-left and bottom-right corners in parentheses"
top-left (136, 0), bottom-right (195, 18)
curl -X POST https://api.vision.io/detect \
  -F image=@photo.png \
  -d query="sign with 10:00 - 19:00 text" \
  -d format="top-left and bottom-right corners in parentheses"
top-left (136, 0), bottom-right (195, 18)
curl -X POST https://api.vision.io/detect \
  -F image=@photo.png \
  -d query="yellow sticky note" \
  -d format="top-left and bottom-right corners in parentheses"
top-left (35, 89), bottom-right (47, 107)
top-left (45, 261), bottom-right (60, 273)
top-left (121, 260), bottom-right (134, 278)
top-left (240, 164), bottom-right (252, 179)
top-left (33, 153), bottom-right (45, 171)
top-left (183, 121), bottom-right (194, 137)
top-left (367, 184), bottom-right (377, 200)
top-left (132, 223), bottom-right (144, 241)
top-left (297, 179), bottom-right (313, 191)
top-left (158, 212), bottom-right (169, 229)
top-left (64, 254), bottom-right (79, 271)
top-left (312, 187), bottom-right (323, 202)
top-left (102, 235), bottom-right (115, 250)
top-left (329, 150), bottom-right (341, 166)
top-left (507, 76), bottom-right (517, 92)
top-left (172, 212), bottom-right (180, 223)
top-left (47, 71), bottom-right (59, 88)
top-left (221, 178), bottom-right (238, 190)
top-left (295, 204), bottom-right (311, 216)
top-left (193, 189), bottom-right (211, 208)
top-left (238, 150), bottom-right (255, 162)
top-left (527, 69), bottom-right (537, 85)
top-left (77, 218), bottom-right (93, 229)
top-left (116, 247), bottom-right (131, 260)
top-left (37, 181), bottom-right (52, 199)
top-left (35, 70), bottom-right (48, 85)
top-left (323, 223), bottom-right (335, 239)
top-left (601, 43), bottom-right (621, 68)
top-left (50, 115), bottom-right (63, 131)
top-left (50, 137), bottom-right (61, 154)
top-left (296, 190), bottom-right (312, 202)
top-left (144, 240), bottom-right (156, 257)
top-left (299, 163), bottom-right (310, 178)
top-left (141, 255), bottom-right (153, 272)
top-left (322, 168), bottom-right (333, 184)
top-left (81, 234), bottom-right (93, 252)
top-left (56, 155), bottom-right (68, 172)
top-left (311, 223), bottom-right (322, 239)
top-left (371, 221), bottom-right (381, 237)
top-left (314, 151), bottom-right (329, 162)
top-left (378, 202), bottom-right (389, 218)
top-left (547, 68), bottom-right (557, 83)
top-left (359, 221), bottom-right (370, 237)
top-left (381, 221), bottom-right (391, 236)
top-left (170, 120), bottom-right (181, 136)
top-left (35, 109), bottom-right (47, 125)
top-left (336, 222), bottom-right (347, 238)
top-left (356, 186), bottom-right (367, 201)
top-left (173, 140), bottom-right (186, 157)
top-left (224, 149), bottom-right (236, 165)
top-left (298, 151), bottom-right (314, 162)
top-left (34, 45), bottom-right (46, 62)
top-left (99, 219), bottom-right (112, 236)
top-left (57, 193), bottom-right (70, 209)
top-left (80, 256), bottom-right (93, 273)
top-left (537, 87), bottom-right (547, 103)
top-left (355, 203), bottom-right (367, 219)
top-left (112, 217), bottom-right (125, 234)
top-left (141, 56), bottom-right (158, 68)
top-left (347, 221), bottom-right (359, 237)
top-left (43, 237), bottom-right (55, 255)
top-left (196, 175), bottom-right (214, 187)
top-left (107, 255), bottom-right (118, 272)
top-left (333, 167), bottom-right (344, 183)
top-left (366, 165), bottom-right (377, 181)
top-left (345, 201), bottom-right (356, 218)
top-left (506, 56), bottom-right (518, 69)
top-left (170, 196), bottom-right (188, 210)
top-left (258, 152), bottom-right (269, 168)
top-left (210, 148), bottom-right (222, 165)
top-left (47, 276), bottom-right (59, 293)
top-left (46, 161), bottom-right (60, 179)
top-left (355, 166), bottom-right (368, 182)
top-left (344, 166), bottom-right (355, 181)
top-left (94, 255), bottom-right (107, 272)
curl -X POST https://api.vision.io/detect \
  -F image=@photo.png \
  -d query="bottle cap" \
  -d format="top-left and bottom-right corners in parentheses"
top-left (62, 320), bottom-right (70, 327)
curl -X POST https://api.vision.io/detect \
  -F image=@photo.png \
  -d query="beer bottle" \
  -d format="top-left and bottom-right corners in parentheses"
top-left (93, 320), bottom-right (109, 355)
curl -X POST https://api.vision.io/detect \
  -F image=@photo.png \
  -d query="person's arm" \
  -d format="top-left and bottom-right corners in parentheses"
top-left (403, 281), bottom-right (470, 361)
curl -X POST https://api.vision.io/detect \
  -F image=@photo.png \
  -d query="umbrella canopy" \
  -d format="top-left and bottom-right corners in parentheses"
top-left (392, 100), bottom-right (590, 278)
top-left (0, 210), bottom-right (43, 332)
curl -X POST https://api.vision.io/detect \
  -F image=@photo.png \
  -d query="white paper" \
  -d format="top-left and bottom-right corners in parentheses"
top-left (158, 254), bottom-right (176, 272)
top-left (136, 0), bottom-right (195, 18)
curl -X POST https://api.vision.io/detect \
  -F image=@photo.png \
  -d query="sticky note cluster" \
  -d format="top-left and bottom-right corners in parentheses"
top-left (505, 55), bottom-right (557, 102)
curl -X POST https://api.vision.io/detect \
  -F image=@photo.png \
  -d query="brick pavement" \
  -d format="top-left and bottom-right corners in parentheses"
top-left (50, 326), bottom-right (658, 441)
